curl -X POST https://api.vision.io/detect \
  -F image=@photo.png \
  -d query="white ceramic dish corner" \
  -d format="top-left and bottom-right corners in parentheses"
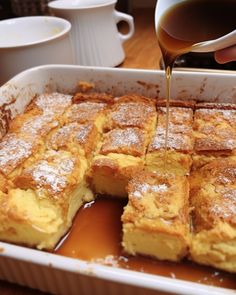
top-left (0, 65), bottom-right (236, 295)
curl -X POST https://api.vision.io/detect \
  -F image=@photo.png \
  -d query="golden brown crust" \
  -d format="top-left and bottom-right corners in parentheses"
top-left (100, 128), bottom-right (147, 157)
top-left (2, 87), bottom-right (236, 266)
top-left (64, 102), bottom-right (107, 124)
top-left (149, 133), bottom-right (193, 153)
top-left (0, 133), bottom-right (40, 176)
top-left (9, 108), bottom-right (42, 132)
top-left (196, 102), bottom-right (236, 110)
top-left (48, 122), bottom-right (99, 157)
top-left (122, 171), bottom-right (189, 262)
top-left (193, 109), bottom-right (236, 153)
top-left (0, 92), bottom-right (99, 250)
top-left (73, 92), bottom-right (114, 104)
top-left (0, 107), bottom-right (11, 140)
top-left (148, 107), bottom-right (193, 153)
top-left (26, 93), bottom-right (72, 116)
top-left (190, 158), bottom-right (236, 232)
top-left (115, 94), bottom-right (156, 105)
top-left (0, 173), bottom-right (7, 193)
top-left (157, 99), bottom-right (196, 109)
top-left (13, 150), bottom-right (83, 198)
top-left (190, 158), bottom-right (236, 273)
top-left (157, 107), bottom-right (193, 128)
top-left (105, 95), bottom-right (157, 131)
top-left (123, 171), bottom-right (190, 232)
top-left (12, 113), bottom-right (58, 138)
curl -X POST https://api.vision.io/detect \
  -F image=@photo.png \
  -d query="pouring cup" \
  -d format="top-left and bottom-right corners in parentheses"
top-left (155, 0), bottom-right (236, 53)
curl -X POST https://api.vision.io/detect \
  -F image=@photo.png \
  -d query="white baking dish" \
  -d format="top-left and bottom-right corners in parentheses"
top-left (0, 65), bottom-right (235, 295)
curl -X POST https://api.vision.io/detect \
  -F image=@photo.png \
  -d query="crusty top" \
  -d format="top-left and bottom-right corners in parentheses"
top-left (14, 150), bottom-right (85, 198)
top-left (190, 158), bottom-right (236, 231)
top-left (49, 122), bottom-right (98, 157)
top-left (196, 102), bottom-right (236, 110)
top-left (122, 171), bottom-right (189, 234)
top-left (193, 108), bottom-right (236, 152)
top-left (100, 128), bottom-right (147, 157)
top-left (115, 94), bottom-right (156, 105)
top-left (0, 133), bottom-right (39, 175)
top-left (148, 107), bottom-right (193, 153)
top-left (105, 95), bottom-right (157, 131)
top-left (157, 99), bottom-right (196, 109)
top-left (73, 92), bottom-right (113, 104)
top-left (64, 102), bottom-right (107, 124)
top-left (27, 93), bottom-right (72, 116)
top-left (17, 114), bottom-right (58, 137)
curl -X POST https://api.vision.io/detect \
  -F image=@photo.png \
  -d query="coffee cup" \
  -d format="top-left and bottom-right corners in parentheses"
top-left (48, 0), bottom-right (135, 67)
top-left (0, 16), bottom-right (75, 85)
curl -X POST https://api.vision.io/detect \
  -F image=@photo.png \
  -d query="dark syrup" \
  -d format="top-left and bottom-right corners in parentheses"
top-left (158, 0), bottom-right (236, 67)
top-left (156, 0), bottom-right (236, 164)
top-left (55, 198), bottom-right (236, 289)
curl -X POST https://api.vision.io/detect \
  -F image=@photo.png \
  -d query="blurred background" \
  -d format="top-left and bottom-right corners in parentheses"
top-left (0, 0), bottom-right (235, 70)
top-left (0, 0), bottom-right (156, 18)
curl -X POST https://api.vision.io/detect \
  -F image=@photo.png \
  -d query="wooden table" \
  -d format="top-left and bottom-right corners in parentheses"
top-left (0, 8), bottom-right (162, 295)
top-left (121, 8), bottom-right (162, 70)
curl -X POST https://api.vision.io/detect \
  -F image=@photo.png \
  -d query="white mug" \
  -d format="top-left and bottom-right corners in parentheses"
top-left (0, 16), bottom-right (75, 85)
top-left (48, 0), bottom-right (135, 67)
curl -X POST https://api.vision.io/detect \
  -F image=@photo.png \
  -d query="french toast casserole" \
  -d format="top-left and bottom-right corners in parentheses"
top-left (0, 90), bottom-right (235, 274)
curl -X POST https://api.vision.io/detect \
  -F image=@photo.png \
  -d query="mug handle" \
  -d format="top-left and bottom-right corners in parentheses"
top-left (114, 10), bottom-right (135, 43)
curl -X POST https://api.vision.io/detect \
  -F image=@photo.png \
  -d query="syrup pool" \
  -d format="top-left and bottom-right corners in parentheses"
top-left (55, 197), bottom-right (236, 289)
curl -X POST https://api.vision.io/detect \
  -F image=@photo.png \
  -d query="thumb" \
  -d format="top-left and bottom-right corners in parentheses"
top-left (214, 45), bottom-right (236, 64)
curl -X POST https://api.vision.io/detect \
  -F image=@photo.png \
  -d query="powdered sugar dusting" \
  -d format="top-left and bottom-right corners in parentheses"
top-left (31, 151), bottom-right (75, 194)
top-left (208, 173), bottom-right (236, 224)
top-left (67, 102), bottom-right (106, 123)
top-left (197, 109), bottom-right (236, 122)
top-left (101, 128), bottom-right (145, 156)
top-left (50, 122), bottom-right (93, 148)
top-left (111, 128), bottom-right (141, 146)
top-left (209, 199), bottom-right (236, 222)
top-left (149, 107), bottom-right (193, 152)
top-left (133, 183), bottom-right (168, 199)
top-left (20, 115), bottom-right (58, 136)
top-left (35, 93), bottom-right (72, 115)
top-left (110, 102), bottom-right (155, 128)
top-left (159, 107), bottom-right (193, 124)
top-left (222, 188), bottom-right (236, 201)
top-left (194, 108), bottom-right (236, 152)
top-left (150, 129), bottom-right (192, 151)
top-left (0, 134), bottom-right (33, 175)
top-left (76, 124), bottom-right (93, 144)
top-left (217, 167), bottom-right (236, 185)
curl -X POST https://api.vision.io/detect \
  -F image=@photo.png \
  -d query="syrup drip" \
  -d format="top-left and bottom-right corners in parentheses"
top-left (157, 0), bottom-right (236, 168)
top-left (163, 65), bottom-right (172, 170)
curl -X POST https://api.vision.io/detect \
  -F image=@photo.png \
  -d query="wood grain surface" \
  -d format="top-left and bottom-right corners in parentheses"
top-left (121, 8), bottom-right (162, 69)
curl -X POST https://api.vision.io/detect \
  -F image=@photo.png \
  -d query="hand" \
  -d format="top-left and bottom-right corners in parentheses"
top-left (214, 45), bottom-right (236, 64)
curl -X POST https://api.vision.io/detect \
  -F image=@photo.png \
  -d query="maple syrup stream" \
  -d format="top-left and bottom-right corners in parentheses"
top-left (157, 0), bottom-right (236, 167)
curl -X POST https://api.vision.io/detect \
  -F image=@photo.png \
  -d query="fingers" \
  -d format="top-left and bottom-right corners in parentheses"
top-left (214, 45), bottom-right (236, 64)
